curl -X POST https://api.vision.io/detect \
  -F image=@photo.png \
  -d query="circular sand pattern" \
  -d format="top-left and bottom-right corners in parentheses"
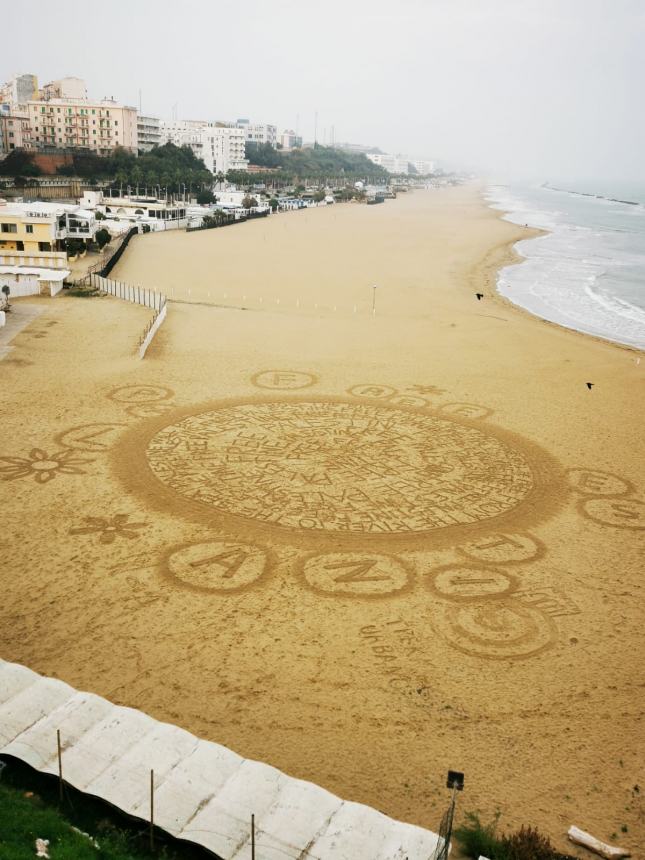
top-left (145, 400), bottom-right (538, 537)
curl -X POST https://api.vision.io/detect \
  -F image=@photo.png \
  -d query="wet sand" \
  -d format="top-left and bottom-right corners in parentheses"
top-left (1, 185), bottom-right (643, 855)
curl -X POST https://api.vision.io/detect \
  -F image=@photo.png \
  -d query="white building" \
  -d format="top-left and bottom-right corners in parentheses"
top-left (0, 74), bottom-right (38, 109)
top-left (137, 115), bottom-right (162, 152)
top-left (411, 160), bottom-right (435, 175)
top-left (365, 153), bottom-right (409, 175)
top-left (158, 119), bottom-right (207, 147)
top-left (279, 129), bottom-right (302, 150)
top-left (201, 125), bottom-right (248, 174)
top-left (41, 77), bottom-right (88, 100)
top-left (236, 119), bottom-right (277, 147)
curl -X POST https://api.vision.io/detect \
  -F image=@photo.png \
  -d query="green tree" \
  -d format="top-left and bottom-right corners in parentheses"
top-left (242, 195), bottom-right (259, 208)
top-left (197, 190), bottom-right (216, 204)
top-left (95, 228), bottom-right (111, 248)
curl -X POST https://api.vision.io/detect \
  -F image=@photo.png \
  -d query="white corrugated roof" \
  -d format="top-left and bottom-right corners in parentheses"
top-left (0, 660), bottom-right (442, 859)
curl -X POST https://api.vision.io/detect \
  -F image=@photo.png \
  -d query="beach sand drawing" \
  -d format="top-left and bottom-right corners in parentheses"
top-left (2, 185), bottom-right (643, 854)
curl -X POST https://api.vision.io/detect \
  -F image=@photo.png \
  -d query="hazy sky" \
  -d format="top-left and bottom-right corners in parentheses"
top-left (3, 0), bottom-right (644, 182)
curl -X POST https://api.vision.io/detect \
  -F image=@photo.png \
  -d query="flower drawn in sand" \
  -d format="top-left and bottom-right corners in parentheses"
top-left (69, 514), bottom-right (148, 544)
top-left (0, 448), bottom-right (93, 484)
top-left (407, 384), bottom-right (446, 395)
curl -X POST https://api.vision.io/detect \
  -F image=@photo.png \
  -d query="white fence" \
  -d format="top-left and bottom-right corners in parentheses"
top-left (139, 303), bottom-right (167, 359)
top-left (90, 273), bottom-right (165, 311)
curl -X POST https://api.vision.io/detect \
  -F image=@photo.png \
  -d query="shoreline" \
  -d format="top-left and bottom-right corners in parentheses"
top-left (478, 185), bottom-right (645, 355)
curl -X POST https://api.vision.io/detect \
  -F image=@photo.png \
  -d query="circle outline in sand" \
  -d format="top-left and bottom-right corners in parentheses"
top-left (107, 384), bottom-right (175, 404)
top-left (161, 539), bottom-right (273, 594)
top-left (566, 468), bottom-right (634, 498)
top-left (432, 599), bottom-right (558, 660)
top-left (299, 551), bottom-right (413, 599)
top-left (251, 370), bottom-right (318, 390)
top-left (457, 532), bottom-right (544, 565)
top-left (111, 395), bottom-right (567, 551)
top-left (427, 562), bottom-right (518, 601)
top-left (578, 496), bottom-right (645, 530)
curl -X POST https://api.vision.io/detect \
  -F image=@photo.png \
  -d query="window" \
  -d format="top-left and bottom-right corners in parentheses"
top-left (38, 242), bottom-right (51, 252)
top-left (16, 241), bottom-right (24, 251)
top-left (57, 108), bottom-right (61, 113)
top-left (41, 107), bottom-right (45, 113)
top-left (8, 132), bottom-right (13, 138)
top-left (1, 223), bottom-right (18, 233)
top-left (26, 225), bottom-right (34, 233)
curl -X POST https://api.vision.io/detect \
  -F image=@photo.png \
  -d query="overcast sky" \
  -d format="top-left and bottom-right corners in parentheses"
top-left (3, 0), bottom-right (644, 183)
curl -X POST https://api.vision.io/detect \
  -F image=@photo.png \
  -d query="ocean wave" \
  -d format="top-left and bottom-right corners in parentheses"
top-left (486, 184), bottom-right (645, 349)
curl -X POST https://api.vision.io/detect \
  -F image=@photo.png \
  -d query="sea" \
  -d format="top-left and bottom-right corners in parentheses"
top-left (484, 182), bottom-right (645, 349)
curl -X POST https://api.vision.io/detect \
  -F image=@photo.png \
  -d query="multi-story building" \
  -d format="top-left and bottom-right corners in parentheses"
top-left (0, 74), bottom-right (39, 109)
top-left (279, 129), bottom-right (303, 150)
top-left (201, 125), bottom-right (248, 174)
top-left (41, 77), bottom-right (88, 100)
top-left (0, 105), bottom-right (32, 155)
top-left (365, 153), bottom-right (409, 175)
top-left (236, 118), bottom-right (278, 148)
top-left (158, 121), bottom-right (248, 174)
top-left (137, 115), bottom-right (162, 152)
top-left (411, 160), bottom-right (435, 175)
top-left (0, 199), bottom-right (98, 268)
top-left (26, 98), bottom-right (138, 154)
top-left (158, 119), bottom-right (207, 147)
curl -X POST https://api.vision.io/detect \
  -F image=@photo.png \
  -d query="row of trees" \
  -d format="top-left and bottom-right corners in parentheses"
top-left (244, 142), bottom-right (390, 184)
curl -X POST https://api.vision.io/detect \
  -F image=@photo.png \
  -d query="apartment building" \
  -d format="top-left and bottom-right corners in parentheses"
top-left (27, 98), bottom-right (138, 154)
top-left (41, 77), bottom-right (88, 100)
top-left (0, 105), bottom-right (31, 155)
top-left (279, 129), bottom-right (303, 150)
top-left (366, 152), bottom-right (409, 174)
top-left (137, 115), bottom-right (162, 152)
top-left (158, 119), bottom-right (208, 146)
top-left (236, 118), bottom-right (277, 147)
top-left (412, 160), bottom-right (435, 175)
top-left (201, 125), bottom-right (248, 174)
top-left (0, 74), bottom-right (38, 109)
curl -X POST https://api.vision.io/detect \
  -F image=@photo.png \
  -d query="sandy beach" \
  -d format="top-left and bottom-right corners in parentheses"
top-left (1, 184), bottom-right (643, 855)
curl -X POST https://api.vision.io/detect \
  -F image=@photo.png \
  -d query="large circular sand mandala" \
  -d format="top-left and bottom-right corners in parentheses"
top-left (144, 400), bottom-right (541, 537)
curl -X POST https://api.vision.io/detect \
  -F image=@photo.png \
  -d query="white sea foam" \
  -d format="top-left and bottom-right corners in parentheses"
top-left (487, 184), bottom-right (645, 349)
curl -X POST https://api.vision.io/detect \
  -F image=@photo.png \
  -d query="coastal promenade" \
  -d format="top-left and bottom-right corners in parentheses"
top-left (1, 185), bottom-right (642, 855)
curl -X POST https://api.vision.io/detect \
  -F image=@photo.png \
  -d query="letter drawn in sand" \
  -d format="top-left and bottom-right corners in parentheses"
top-left (458, 532), bottom-right (543, 564)
top-left (439, 402), bottom-right (492, 420)
top-left (56, 423), bottom-right (125, 452)
top-left (251, 370), bottom-right (317, 390)
top-left (580, 497), bottom-right (645, 530)
top-left (108, 384), bottom-right (174, 404)
top-left (567, 468), bottom-right (633, 497)
top-left (164, 541), bottom-right (269, 593)
top-left (348, 384), bottom-right (397, 399)
top-left (301, 552), bottom-right (411, 597)
top-left (433, 600), bottom-right (558, 660)
top-left (428, 563), bottom-right (517, 601)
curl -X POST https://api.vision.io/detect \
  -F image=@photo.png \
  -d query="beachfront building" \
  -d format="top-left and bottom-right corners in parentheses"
top-left (26, 98), bottom-right (138, 154)
top-left (137, 115), bottom-right (162, 152)
top-left (279, 129), bottom-right (303, 150)
top-left (201, 125), bottom-right (248, 174)
top-left (236, 119), bottom-right (278, 147)
top-left (365, 153), bottom-right (409, 174)
top-left (80, 190), bottom-right (187, 230)
top-left (0, 105), bottom-right (32, 155)
top-left (0, 199), bottom-right (98, 269)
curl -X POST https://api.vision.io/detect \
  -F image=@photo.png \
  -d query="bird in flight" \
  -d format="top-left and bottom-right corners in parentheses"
top-left (475, 293), bottom-right (484, 300)
top-left (586, 382), bottom-right (594, 390)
